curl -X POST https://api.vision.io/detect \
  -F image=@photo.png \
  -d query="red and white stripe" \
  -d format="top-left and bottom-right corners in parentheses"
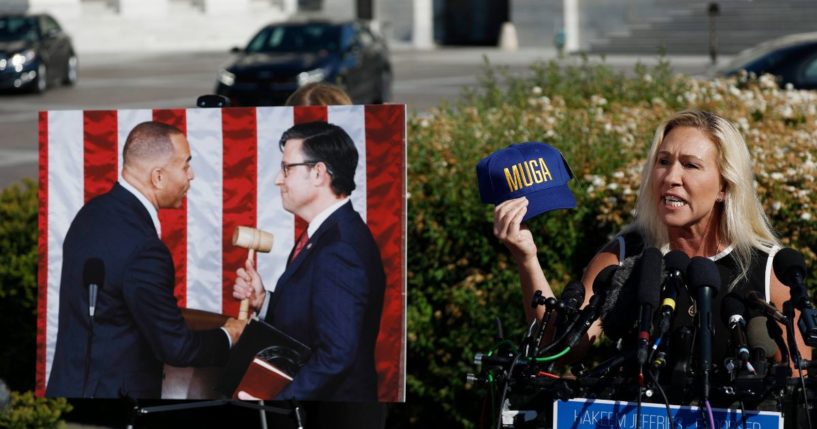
top-left (37, 105), bottom-right (406, 402)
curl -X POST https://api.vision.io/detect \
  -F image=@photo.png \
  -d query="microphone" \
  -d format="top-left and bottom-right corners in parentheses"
top-left (774, 248), bottom-right (810, 308)
top-left (745, 290), bottom-right (789, 324)
top-left (83, 258), bottom-right (105, 319)
top-left (562, 265), bottom-right (618, 350)
top-left (557, 280), bottom-right (585, 315)
top-left (82, 257), bottom-right (104, 397)
top-left (636, 248), bottom-right (663, 365)
top-left (600, 255), bottom-right (639, 340)
top-left (773, 248), bottom-right (817, 346)
top-left (721, 294), bottom-right (752, 371)
top-left (687, 256), bottom-right (721, 401)
top-left (656, 251), bottom-right (689, 335)
top-left (747, 316), bottom-right (777, 378)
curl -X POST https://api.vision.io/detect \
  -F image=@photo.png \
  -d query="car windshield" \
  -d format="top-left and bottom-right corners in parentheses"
top-left (0, 16), bottom-right (38, 42)
top-left (245, 24), bottom-right (341, 54)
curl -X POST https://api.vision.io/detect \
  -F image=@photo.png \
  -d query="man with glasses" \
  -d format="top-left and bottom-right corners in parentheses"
top-left (233, 121), bottom-right (386, 402)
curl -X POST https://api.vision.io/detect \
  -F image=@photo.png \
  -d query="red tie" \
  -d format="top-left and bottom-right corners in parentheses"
top-left (290, 231), bottom-right (309, 263)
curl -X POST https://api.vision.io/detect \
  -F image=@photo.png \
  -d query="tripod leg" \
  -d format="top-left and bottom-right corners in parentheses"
top-left (126, 400), bottom-right (140, 429)
top-left (258, 400), bottom-right (268, 429)
top-left (292, 400), bottom-right (305, 429)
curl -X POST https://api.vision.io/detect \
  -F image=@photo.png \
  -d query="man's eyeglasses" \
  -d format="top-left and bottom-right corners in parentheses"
top-left (280, 161), bottom-right (318, 177)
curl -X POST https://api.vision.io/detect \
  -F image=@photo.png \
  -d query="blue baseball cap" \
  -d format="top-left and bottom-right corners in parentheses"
top-left (476, 142), bottom-right (576, 221)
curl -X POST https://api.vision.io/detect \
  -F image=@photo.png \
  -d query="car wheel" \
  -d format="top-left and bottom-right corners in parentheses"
top-left (63, 54), bottom-right (78, 86)
top-left (34, 63), bottom-right (47, 93)
top-left (375, 69), bottom-right (392, 104)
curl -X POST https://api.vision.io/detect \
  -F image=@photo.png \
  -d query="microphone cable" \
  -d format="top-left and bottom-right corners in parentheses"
top-left (533, 347), bottom-right (570, 363)
top-left (646, 365), bottom-right (674, 429)
top-left (704, 400), bottom-right (715, 429)
top-left (494, 353), bottom-right (522, 429)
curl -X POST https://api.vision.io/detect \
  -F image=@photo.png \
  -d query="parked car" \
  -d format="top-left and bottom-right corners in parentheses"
top-left (0, 13), bottom-right (77, 93)
top-left (718, 32), bottom-right (817, 90)
top-left (215, 19), bottom-right (392, 106)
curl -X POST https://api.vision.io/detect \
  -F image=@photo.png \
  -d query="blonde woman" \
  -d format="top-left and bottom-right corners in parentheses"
top-left (494, 110), bottom-right (807, 368)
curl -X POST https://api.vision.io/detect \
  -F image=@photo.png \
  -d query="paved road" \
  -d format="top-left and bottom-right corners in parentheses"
top-left (0, 47), bottom-right (717, 190)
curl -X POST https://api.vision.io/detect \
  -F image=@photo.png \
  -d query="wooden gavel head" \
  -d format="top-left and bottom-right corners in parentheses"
top-left (232, 226), bottom-right (273, 253)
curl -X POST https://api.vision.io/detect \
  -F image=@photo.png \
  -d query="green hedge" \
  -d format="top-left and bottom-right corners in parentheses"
top-left (0, 179), bottom-right (38, 392)
top-left (407, 60), bottom-right (817, 427)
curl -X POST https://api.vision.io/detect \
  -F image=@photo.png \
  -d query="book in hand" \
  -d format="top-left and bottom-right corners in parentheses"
top-left (219, 317), bottom-right (311, 399)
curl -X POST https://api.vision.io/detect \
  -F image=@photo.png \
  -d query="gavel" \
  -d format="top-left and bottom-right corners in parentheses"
top-left (232, 226), bottom-right (273, 320)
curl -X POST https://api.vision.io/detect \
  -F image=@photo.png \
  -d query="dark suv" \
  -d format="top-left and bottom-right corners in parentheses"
top-left (0, 13), bottom-right (77, 93)
top-left (215, 20), bottom-right (391, 106)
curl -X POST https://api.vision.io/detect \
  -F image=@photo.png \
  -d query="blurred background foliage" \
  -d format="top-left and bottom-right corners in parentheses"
top-left (1, 58), bottom-right (816, 428)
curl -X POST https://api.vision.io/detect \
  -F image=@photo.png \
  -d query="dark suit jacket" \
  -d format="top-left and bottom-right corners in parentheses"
top-left (265, 201), bottom-right (386, 401)
top-left (46, 183), bottom-right (230, 399)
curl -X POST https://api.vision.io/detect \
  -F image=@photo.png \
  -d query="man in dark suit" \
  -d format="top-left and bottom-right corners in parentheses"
top-left (233, 121), bottom-right (386, 402)
top-left (46, 121), bottom-right (246, 399)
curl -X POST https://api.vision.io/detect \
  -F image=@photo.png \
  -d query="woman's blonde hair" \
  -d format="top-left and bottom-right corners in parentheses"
top-left (285, 82), bottom-right (352, 106)
top-left (631, 110), bottom-right (778, 289)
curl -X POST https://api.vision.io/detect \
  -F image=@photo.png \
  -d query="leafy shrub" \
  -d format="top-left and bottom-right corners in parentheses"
top-left (407, 60), bottom-right (817, 427)
top-left (0, 391), bottom-right (72, 429)
top-left (0, 179), bottom-right (38, 392)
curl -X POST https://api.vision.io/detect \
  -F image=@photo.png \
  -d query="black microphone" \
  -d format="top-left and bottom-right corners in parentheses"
top-left (773, 248), bottom-right (817, 346)
top-left (745, 290), bottom-right (789, 324)
top-left (774, 248), bottom-right (810, 309)
top-left (562, 265), bottom-right (618, 349)
top-left (656, 250), bottom-right (689, 336)
top-left (747, 316), bottom-right (778, 378)
top-left (721, 293), bottom-right (752, 370)
top-left (636, 247), bottom-right (663, 365)
top-left (600, 255), bottom-right (639, 340)
top-left (687, 256), bottom-right (721, 401)
top-left (82, 257), bottom-right (104, 397)
top-left (557, 280), bottom-right (585, 315)
top-left (83, 258), bottom-right (105, 319)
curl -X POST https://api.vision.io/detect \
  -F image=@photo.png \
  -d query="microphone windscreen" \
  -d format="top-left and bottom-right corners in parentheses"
top-left (721, 293), bottom-right (746, 325)
top-left (664, 250), bottom-right (690, 274)
top-left (773, 247), bottom-right (807, 287)
top-left (601, 252), bottom-right (658, 341)
top-left (637, 247), bottom-right (663, 306)
top-left (747, 316), bottom-right (778, 357)
top-left (687, 256), bottom-right (720, 295)
top-left (83, 257), bottom-right (105, 288)
top-left (560, 280), bottom-right (585, 313)
top-left (592, 265), bottom-right (618, 295)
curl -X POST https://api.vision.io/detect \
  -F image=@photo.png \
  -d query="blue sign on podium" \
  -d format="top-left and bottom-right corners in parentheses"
top-left (552, 398), bottom-right (783, 429)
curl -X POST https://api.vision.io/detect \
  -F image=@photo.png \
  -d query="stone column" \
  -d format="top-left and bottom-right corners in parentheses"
top-left (412, 0), bottom-right (433, 49)
top-left (563, 0), bottom-right (579, 52)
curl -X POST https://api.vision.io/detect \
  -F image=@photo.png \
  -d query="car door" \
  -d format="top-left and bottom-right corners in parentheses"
top-left (37, 15), bottom-right (66, 79)
top-left (794, 48), bottom-right (817, 90)
top-left (337, 24), bottom-right (367, 102)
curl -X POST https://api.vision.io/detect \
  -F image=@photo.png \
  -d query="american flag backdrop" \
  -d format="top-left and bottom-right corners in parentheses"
top-left (36, 104), bottom-right (406, 402)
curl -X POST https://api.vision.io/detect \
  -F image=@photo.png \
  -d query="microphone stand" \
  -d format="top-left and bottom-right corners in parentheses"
top-left (783, 302), bottom-right (814, 429)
